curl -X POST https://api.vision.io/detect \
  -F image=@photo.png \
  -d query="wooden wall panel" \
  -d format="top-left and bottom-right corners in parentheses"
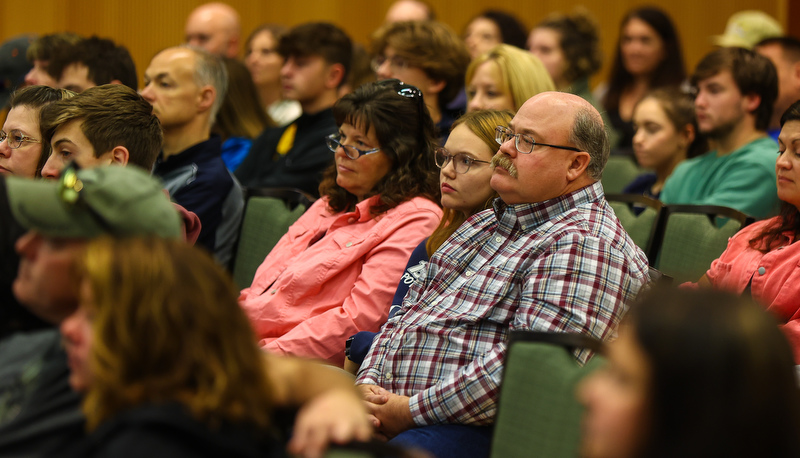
top-left (1, 0), bottom-right (789, 90)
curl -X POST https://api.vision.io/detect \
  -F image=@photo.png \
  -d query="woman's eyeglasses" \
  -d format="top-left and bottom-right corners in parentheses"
top-left (0, 130), bottom-right (40, 149)
top-left (326, 133), bottom-right (381, 159)
top-left (434, 148), bottom-right (491, 174)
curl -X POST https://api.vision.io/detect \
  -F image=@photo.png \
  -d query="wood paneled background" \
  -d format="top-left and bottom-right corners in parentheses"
top-left (1, 0), bottom-right (794, 90)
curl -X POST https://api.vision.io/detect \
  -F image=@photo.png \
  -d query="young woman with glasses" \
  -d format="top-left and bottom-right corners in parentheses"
top-left (345, 109), bottom-right (513, 371)
top-left (239, 79), bottom-right (442, 366)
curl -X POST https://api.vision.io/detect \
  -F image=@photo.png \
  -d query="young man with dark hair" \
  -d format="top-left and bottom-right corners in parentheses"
top-left (39, 84), bottom-right (162, 176)
top-left (661, 47), bottom-right (781, 219)
top-left (756, 36), bottom-right (800, 140)
top-left (235, 22), bottom-right (352, 197)
top-left (371, 20), bottom-right (470, 142)
top-left (23, 32), bottom-right (81, 87)
top-left (47, 36), bottom-right (138, 93)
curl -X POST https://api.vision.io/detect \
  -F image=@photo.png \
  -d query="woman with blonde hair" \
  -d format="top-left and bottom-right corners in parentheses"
top-left (61, 237), bottom-right (370, 457)
top-left (465, 44), bottom-right (554, 113)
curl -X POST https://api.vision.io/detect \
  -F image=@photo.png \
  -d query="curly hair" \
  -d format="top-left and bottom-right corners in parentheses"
top-left (320, 80), bottom-right (439, 216)
top-left (80, 237), bottom-right (273, 432)
top-left (534, 8), bottom-right (602, 84)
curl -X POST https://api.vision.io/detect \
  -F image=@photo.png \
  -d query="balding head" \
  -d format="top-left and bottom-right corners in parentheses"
top-left (491, 92), bottom-right (607, 204)
top-left (384, 0), bottom-right (435, 23)
top-left (185, 2), bottom-right (241, 58)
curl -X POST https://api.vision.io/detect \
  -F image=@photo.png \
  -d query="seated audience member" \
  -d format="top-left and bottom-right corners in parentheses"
top-left (371, 20), bottom-right (470, 143)
top-left (213, 57), bottom-right (271, 171)
top-left (244, 24), bottom-right (301, 126)
top-left (712, 10), bottom-right (782, 49)
top-left (0, 166), bottom-right (183, 455)
top-left (527, 9), bottom-right (603, 105)
top-left (356, 92), bottom-right (649, 457)
top-left (0, 35), bottom-right (34, 109)
top-left (384, 0), bottom-right (435, 23)
top-left (599, 7), bottom-right (686, 153)
top-left (239, 80), bottom-right (442, 366)
top-left (1, 85), bottom-right (74, 178)
top-left (463, 10), bottom-right (528, 59)
top-left (184, 2), bottom-right (241, 58)
top-left (580, 287), bottom-right (800, 458)
top-left (346, 109), bottom-right (513, 369)
top-left (689, 100), bottom-right (800, 363)
top-left (756, 36), bottom-right (800, 142)
top-left (37, 84), bottom-right (201, 243)
top-left (142, 46), bottom-right (243, 266)
top-left (623, 88), bottom-right (705, 199)
top-left (24, 32), bottom-right (81, 87)
top-left (340, 43), bottom-right (375, 97)
top-left (61, 237), bottom-right (371, 458)
top-left (46, 36), bottom-right (138, 93)
top-left (465, 44), bottom-right (554, 113)
top-left (661, 47), bottom-right (780, 219)
top-left (235, 22), bottom-right (352, 197)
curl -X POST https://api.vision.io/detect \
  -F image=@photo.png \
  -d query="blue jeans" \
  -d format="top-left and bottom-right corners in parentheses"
top-left (389, 424), bottom-right (494, 458)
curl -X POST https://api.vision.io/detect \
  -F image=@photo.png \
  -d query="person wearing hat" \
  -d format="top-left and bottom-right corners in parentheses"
top-left (713, 10), bottom-right (783, 50)
top-left (0, 165), bottom-right (182, 455)
top-left (0, 165), bottom-right (372, 457)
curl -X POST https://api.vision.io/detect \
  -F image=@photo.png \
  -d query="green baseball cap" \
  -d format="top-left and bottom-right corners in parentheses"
top-left (6, 164), bottom-right (181, 239)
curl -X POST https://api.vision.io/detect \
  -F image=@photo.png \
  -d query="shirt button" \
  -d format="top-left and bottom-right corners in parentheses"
top-left (465, 270), bottom-right (474, 277)
top-left (495, 236), bottom-right (502, 243)
top-left (346, 241), bottom-right (353, 247)
top-left (758, 267), bottom-right (766, 275)
top-left (385, 373), bottom-right (393, 381)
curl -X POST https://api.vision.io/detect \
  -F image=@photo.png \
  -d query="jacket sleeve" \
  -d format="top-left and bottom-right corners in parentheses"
top-left (262, 204), bottom-right (441, 364)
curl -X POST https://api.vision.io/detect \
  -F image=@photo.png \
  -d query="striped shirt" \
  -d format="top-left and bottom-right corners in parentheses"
top-left (356, 181), bottom-right (649, 426)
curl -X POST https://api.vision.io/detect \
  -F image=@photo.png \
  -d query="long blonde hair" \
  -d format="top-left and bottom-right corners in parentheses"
top-left (80, 237), bottom-right (273, 431)
top-left (426, 109), bottom-right (512, 255)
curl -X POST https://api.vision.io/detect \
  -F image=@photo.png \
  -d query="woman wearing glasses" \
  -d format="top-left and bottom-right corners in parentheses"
top-left (346, 109), bottom-right (513, 370)
top-left (239, 80), bottom-right (441, 366)
top-left (0, 85), bottom-right (74, 177)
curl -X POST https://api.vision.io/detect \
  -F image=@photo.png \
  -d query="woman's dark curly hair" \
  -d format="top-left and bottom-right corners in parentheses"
top-left (535, 8), bottom-right (603, 84)
top-left (320, 79), bottom-right (440, 216)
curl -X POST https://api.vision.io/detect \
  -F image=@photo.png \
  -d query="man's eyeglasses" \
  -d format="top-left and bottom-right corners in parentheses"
top-left (495, 126), bottom-right (581, 154)
top-left (370, 54), bottom-right (410, 73)
top-left (326, 133), bottom-right (381, 160)
top-left (434, 148), bottom-right (491, 174)
top-left (0, 130), bottom-right (40, 149)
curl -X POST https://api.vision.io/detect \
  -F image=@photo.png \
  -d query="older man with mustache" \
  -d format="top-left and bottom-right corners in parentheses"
top-left (355, 92), bottom-right (650, 458)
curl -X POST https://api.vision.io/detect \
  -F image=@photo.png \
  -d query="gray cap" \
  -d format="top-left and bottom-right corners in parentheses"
top-left (7, 165), bottom-right (181, 239)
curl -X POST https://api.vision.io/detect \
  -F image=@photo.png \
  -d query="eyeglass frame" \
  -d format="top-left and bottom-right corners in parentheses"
top-left (434, 148), bottom-right (491, 174)
top-left (495, 126), bottom-right (581, 154)
top-left (0, 129), bottom-right (41, 149)
top-left (326, 133), bottom-right (382, 160)
top-left (370, 54), bottom-right (410, 74)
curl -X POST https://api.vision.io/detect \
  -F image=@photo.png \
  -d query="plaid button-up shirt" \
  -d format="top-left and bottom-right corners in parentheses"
top-left (356, 181), bottom-right (649, 426)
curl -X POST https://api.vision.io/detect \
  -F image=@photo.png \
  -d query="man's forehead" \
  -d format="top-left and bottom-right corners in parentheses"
top-left (147, 49), bottom-right (196, 77)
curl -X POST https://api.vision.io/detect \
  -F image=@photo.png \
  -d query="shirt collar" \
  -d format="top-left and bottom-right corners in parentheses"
top-left (493, 181), bottom-right (604, 231)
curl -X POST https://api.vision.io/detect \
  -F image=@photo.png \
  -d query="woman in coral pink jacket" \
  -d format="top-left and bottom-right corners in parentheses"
top-left (695, 100), bottom-right (800, 363)
top-left (239, 80), bottom-right (442, 365)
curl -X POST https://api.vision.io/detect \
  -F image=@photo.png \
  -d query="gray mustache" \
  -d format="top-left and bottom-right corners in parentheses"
top-left (491, 154), bottom-right (518, 178)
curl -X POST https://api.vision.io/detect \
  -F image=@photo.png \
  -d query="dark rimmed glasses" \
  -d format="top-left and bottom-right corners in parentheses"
top-left (370, 54), bottom-right (410, 74)
top-left (495, 126), bottom-right (581, 154)
top-left (326, 133), bottom-right (381, 160)
top-left (434, 148), bottom-right (491, 174)
top-left (0, 130), bottom-right (40, 149)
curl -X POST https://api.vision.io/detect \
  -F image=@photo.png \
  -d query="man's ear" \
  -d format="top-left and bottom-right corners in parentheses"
top-left (743, 92), bottom-right (762, 114)
top-left (566, 151), bottom-right (591, 181)
top-left (325, 63), bottom-right (346, 90)
top-left (109, 146), bottom-right (130, 166)
top-left (425, 78), bottom-right (446, 98)
top-left (197, 85), bottom-right (216, 113)
top-left (109, 79), bottom-right (123, 86)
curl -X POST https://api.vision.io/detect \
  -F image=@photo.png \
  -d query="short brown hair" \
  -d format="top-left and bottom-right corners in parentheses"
top-left (371, 21), bottom-right (470, 107)
top-left (40, 85), bottom-right (163, 171)
top-left (691, 47), bottom-right (778, 131)
top-left (278, 22), bottom-right (352, 89)
top-left (26, 32), bottom-right (81, 62)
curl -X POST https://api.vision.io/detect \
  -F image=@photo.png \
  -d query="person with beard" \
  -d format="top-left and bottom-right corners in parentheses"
top-left (661, 47), bottom-right (780, 219)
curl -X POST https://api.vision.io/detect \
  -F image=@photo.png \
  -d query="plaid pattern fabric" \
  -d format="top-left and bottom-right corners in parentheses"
top-left (357, 182), bottom-right (649, 426)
